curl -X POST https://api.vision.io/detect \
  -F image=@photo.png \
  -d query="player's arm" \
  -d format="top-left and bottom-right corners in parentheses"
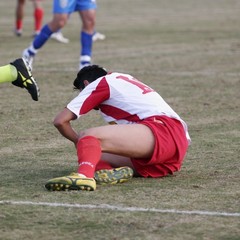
top-left (53, 108), bottom-right (79, 145)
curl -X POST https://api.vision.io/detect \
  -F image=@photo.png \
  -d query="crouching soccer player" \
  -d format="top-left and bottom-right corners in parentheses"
top-left (45, 65), bottom-right (191, 191)
top-left (0, 58), bottom-right (39, 101)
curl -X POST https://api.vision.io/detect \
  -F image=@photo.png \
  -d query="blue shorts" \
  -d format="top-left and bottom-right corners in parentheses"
top-left (53, 0), bottom-right (97, 14)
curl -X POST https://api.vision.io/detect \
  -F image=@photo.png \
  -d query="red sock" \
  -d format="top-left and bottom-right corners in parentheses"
top-left (95, 160), bottom-right (113, 171)
top-left (34, 8), bottom-right (43, 32)
top-left (16, 19), bottom-right (22, 31)
top-left (77, 136), bottom-right (101, 178)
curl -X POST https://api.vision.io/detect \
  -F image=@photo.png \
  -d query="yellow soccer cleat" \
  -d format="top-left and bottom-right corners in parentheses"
top-left (10, 58), bottom-right (39, 101)
top-left (45, 173), bottom-right (96, 191)
top-left (94, 167), bottom-right (133, 185)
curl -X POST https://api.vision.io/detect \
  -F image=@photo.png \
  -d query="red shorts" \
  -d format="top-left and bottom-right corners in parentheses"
top-left (131, 116), bottom-right (189, 178)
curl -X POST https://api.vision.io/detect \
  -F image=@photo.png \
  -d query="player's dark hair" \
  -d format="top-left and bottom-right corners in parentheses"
top-left (73, 65), bottom-right (108, 90)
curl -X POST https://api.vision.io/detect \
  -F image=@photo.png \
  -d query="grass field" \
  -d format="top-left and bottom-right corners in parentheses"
top-left (0, 0), bottom-right (240, 239)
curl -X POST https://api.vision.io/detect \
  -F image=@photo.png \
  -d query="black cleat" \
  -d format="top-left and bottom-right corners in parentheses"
top-left (10, 58), bottom-right (40, 101)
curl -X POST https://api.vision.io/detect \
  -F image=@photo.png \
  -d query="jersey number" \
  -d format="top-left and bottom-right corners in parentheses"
top-left (116, 75), bottom-right (154, 94)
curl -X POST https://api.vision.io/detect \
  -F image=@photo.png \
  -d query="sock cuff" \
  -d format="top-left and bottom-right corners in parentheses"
top-left (34, 7), bottom-right (44, 14)
top-left (77, 136), bottom-right (101, 148)
top-left (28, 43), bottom-right (37, 54)
top-left (81, 31), bottom-right (93, 37)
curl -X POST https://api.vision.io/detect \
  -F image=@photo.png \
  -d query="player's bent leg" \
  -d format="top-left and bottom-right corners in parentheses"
top-left (94, 166), bottom-right (134, 185)
top-left (79, 10), bottom-right (95, 69)
top-left (79, 124), bottom-right (155, 159)
top-left (45, 173), bottom-right (96, 191)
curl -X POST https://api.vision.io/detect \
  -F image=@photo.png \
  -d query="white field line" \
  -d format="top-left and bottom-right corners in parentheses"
top-left (0, 200), bottom-right (239, 217)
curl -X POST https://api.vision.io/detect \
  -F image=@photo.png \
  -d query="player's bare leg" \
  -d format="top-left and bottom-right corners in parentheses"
top-left (79, 124), bottom-right (155, 159)
top-left (79, 9), bottom-right (95, 69)
top-left (83, 124), bottom-right (153, 184)
top-left (22, 13), bottom-right (68, 68)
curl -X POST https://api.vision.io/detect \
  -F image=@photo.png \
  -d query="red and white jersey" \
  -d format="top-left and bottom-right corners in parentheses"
top-left (67, 72), bottom-right (190, 142)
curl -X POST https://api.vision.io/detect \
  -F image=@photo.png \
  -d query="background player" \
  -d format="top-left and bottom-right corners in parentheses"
top-left (15, 0), bottom-right (44, 37)
top-left (15, 0), bottom-right (70, 43)
top-left (22, 0), bottom-right (98, 70)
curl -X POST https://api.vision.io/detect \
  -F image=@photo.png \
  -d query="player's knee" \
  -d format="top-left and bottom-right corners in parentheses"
top-left (82, 20), bottom-right (95, 33)
top-left (51, 16), bottom-right (67, 29)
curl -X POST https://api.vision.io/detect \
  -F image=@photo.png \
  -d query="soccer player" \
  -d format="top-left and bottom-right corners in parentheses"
top-left (0, 58), bottom-right (39, 101)
top-left (45, 65), bottom-right (191, 191)
top-left (22, 0), bottom-right (97, 69)
top-left (15, 0), bottom-right (70, 43)
top-left (15, 0), bottom-right (44, 37)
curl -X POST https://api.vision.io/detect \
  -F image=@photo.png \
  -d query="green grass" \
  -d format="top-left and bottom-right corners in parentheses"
top-left (0, 0), bottom-right (240, 239)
